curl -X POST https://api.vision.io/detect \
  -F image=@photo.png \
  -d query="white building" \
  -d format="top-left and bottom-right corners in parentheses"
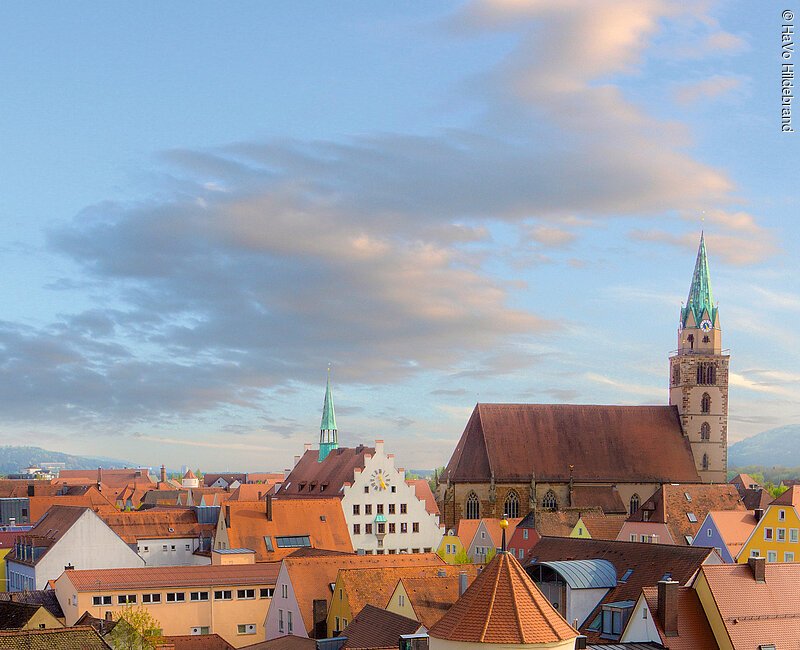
top-left (274, 375), bottom-right (443, 555)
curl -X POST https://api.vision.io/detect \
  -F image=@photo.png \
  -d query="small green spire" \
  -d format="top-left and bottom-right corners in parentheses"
top-left (319, 367), bottom-right (338, 462)
top-left (681, 232), bottom-right (716, 327)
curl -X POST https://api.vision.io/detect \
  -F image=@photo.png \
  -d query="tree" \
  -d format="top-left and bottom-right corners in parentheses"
top-left (109, 605), bottom-right (163, 650)
top-left (453, 547), bottom-right (471, 565)
top-left (429, 466), bottom-right (446, 493)
top-left (484, 547), bottom-right (497, 564)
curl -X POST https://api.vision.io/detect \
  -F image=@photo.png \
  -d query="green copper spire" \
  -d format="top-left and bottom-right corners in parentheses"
top-left (318, 367), bottom-right (338, 462)
top-left (681, 232), bottom-right (716, 328)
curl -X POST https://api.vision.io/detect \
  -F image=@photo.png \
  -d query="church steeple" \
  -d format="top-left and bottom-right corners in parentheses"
top-left (681, 232), bottom-right (716, 329)
top-left (319, 368), bottom-right (338, 462)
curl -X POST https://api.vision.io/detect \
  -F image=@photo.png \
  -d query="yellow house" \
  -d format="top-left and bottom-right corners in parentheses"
top-left (53, 550), bottom-right (279, 648)
top-left (0, 548), bottom-right (10, 592)
top-left (436, 532), bottom-right (466, 564)
top-left (0, 601), bottom-right (63, 630)
top-left (570, 517), bottom-right (591, 538)
top-left (737, 486), bottom-right (800, 563)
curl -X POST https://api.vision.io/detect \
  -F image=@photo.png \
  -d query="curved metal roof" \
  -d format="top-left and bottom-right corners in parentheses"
top-left (538, 559), bottom-right (617, 589)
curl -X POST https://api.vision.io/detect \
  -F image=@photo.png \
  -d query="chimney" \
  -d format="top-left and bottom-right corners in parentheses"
top-left (266, 494), bottom-right (273, 522)
top-left (657, 580), bottom-right (679, 637)
top-left (754, 508), bottom-right (764, 523)
top-left (283, 468), bottom-right (291, 480)
top-left (304, 443), bottom-right (312, 452)
top-left (27, 484), bottom-right (34, 497)
top-left (312, 599), bottom-right (328, 639)
top-left (294, 455), bottom-right (301, 466)
top-left (160, 465), bottom-right (167, 483)
top-left (574, 636), bottom-right (588, 649)
top-left (748, 556), bottom-right (766, 583)
top-left (458, 571), bottom-right (468, 596)
top-left (225, 505), bottom-right (231, 528)
top-left (97, 467), bottom-right (102, 487)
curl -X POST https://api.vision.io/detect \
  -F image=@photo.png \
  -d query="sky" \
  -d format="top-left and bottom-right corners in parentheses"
top-left (0, 1), bottom-right (798, 472)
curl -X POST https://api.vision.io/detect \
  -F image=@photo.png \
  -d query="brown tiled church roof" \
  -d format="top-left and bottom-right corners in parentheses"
top-left (445, 404), bottom-right (700, 483)
top-left (429, 551), bottom-right (577, 644)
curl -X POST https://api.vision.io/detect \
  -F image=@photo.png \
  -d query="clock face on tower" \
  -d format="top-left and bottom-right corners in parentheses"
top-left (700, 319), bottom-right (712, 333)
top-left (370, 469), bottom-right (390, 491)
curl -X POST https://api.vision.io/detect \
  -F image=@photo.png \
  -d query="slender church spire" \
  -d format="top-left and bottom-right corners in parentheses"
top-left (681, 232), bottom-right (716, 328)
top-left (318, 366), bottom-right (338, 462)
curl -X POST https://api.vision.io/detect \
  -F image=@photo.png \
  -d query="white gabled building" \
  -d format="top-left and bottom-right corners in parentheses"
top-left (274, 374), bottom-right (443, 555)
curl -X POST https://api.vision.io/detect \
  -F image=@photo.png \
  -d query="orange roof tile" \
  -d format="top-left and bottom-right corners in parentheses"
top-left (455, 519), bottom-right (481, 546)
top-left (399, 567), bottom-right (481, 628)
top-left (228, 484), bottom-right (277, 502)
top-left (429, 551), bottom-right (577, 644)
top-left (770, 484), bottom-right (800, 507)
top-left (705, 510), bottom-right (757, 555)
top-left (406, 480), bottom-right (439, 517)
top-left (225, 498), bottom-right (352, 561)
top-left (28, 488), bottom-right (117, 521)
top-left (57, 469), bottom-right (154, 489)
top-left (480, 517), bottom-right (522, 547)
top-left (97, 508), bottom-right (215, 543)
top-left (338, 564), bottom-right (477, 621)
top-left (283, 553), bottom-right (444, 636)
top-left (63, 562), bottom-right (280, 591)
top-left (183, 469), bottom-right (197, 479)
top-left (160, 635), bottom-right (235, 650)
top-left (246, 473), bottom-right (284, 484)
top-left (641, 585), bottom-right (718, 650)
top-left (579, 514), bottom-right (627, 540)
top-left (700, 562), bottom-right (800, 650)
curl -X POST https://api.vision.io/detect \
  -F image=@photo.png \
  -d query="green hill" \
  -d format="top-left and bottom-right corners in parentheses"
top-left (729, 424), bottom-right (800, 468)
top-left (0, 446), bottom-right (135, 476)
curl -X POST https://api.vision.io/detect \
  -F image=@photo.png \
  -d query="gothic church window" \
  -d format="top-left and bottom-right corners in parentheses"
top-left (630, 494), bottom-right (640, 514)
top-left (701, 422), bottom-right (710, 441)
top-left (542, 490), bottom-right (558, 511)
top-left (504, 491), bottom-right (520, 519)
top-left (697, 363), bottom-right (716, 385)
top-left (701, 393), bottom-right (711, 413)
top-left (465, 492), bottom-right (480, 520)
top-left (702, 454), bottom-right (709, 471)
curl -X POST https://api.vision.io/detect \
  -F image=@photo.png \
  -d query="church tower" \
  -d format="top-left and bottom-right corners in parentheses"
top-left (318, 369), bottom-right (338, 462)
top-left (669, 233), bottom-right (729, 483)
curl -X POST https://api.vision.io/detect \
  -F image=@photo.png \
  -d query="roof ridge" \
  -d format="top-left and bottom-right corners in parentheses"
top-left (479, 555), bottom-right (502, 642)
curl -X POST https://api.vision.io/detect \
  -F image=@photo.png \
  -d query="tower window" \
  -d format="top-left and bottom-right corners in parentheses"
top-left (630, 494), bottom-right (640, 514)
top-left (701, 393), bottom-right (711, 413)
top-left (697, 363), bottom-right (716, 385)
top-left (702, 454), bottom-right (709, 471)
top-left (672, 364), bottom-right (680, 386)
top-left (687, 334), bottom-right (694, 349)
top-left (701, 422), bottom-right (711, 441)
top-left (542, 490), bottom-right (558, 511)
top-left (504, 490), bottom-right (520, 519)
top-left (465, 492), bottom-right (480, 520)
top-left (702, 336), bottom-right (710, 343)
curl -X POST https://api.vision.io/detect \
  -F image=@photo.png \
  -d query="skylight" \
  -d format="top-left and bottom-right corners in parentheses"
top-left (619, 568), bottom-right (634, 583)
top-left (687, 512), bottom-right (698, 523)
top-left (684, 492), bottom-right (692, 502)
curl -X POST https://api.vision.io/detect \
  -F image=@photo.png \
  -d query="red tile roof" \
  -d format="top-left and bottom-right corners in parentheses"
top-left (579, 514), bottom-right (628, 541)
top-left (699, 562), bottom-right (800, 650)
top-left (705, 510), bottom-right (757, 557)
top-left (0, 626), bottom-right (110, 649)
top-left (572, 485), bottom-right (627, 515)
top-left (276, 447), bottom-right (375, 498)
top-left (224, 497), bottom-right (352, 561)
top-left (28, 488), bottom-right (117, 521)
top-left (627, 483), bottom-right (744, 544)
top-left (62, 562), bottom-right (280, 591)
top-left (399, 569), bottom-right (481, 628)
top-left (239, 636), bottom-right (315, 650)
top-left (429, 551), bottom-right (577, 644)
top-left (58, 469), bottom-right (154, 489)
top-left (445, 404), bottom-right (700, 483)
top-left (405, 480), bottom-right (439, 517)
top-left (342, 604), bottom-right (421, 649)
top-left (97, 508), bottom-right (215, 543)
top-left (641, 586), bottom-right (718, 650)
top-left (769, 484), bottom-right (800, 507)
top-left (159, 634), bottom-right (235, 650)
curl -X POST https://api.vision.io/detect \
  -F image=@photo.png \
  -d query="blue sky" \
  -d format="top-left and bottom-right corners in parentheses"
top-left (1, 1), bottom-right (797, 471)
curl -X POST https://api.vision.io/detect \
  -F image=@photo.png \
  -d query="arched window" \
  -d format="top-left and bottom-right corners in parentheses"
top-left (504, 491), bottom-right (520, 519)
top-left (542, 490), bottom-right (558, 511)
top-left (672, 364), bottom-right (680, 386)
top-left (630, 494), bottom-right (640, 514)
top-left (700, 422), bottom-right (711, 441)
top-left (465, 492), bottom-right (480, 520)
top-left (697, 363), bottom-right (716, 385)
top-left (701, 393), bottom-right (711, 414)
top-left (702, 454), bottom-right (709, 471)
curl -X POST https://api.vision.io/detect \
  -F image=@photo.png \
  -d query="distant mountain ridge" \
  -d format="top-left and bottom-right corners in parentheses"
top-left (729, 424), bottom-right (800, 468)
top-left (0, 446), bottom-right (135, 476)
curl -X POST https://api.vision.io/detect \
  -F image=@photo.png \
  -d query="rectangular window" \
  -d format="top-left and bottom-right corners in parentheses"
top-left (365, 523), bottom-right (373, 534)
top-left (400, 504), bottom-right (407, 514)
top-left (185, 544), bottom-right (191, 551)
top-left (767, 550), bottom-right (778, 562)
top-left (281, 584), bottom-right (288, 599)
top-left (412, 522), bottom-right (419, 533)
top-left (377, 523), bottom-right (385, 534)
top-left (275, 536), bottom-right (311, 548)
top-left (778, 528), bottom-right (786, 542)
top-left (388, 504), bottom-right (395, 515)
top-left (214, 590), bottom-right (232, 600)
top-left (707, 528), bottom-right (713, 537)
top-left (389, 523), bottom-right (395, 534)
top-left (166, 592), bottom-right (186, 603)
top-left (171, 545), bottom-right (176, 551)
top-left (391, 486), bottom-right (396, 493)
top-left (765, 528), bottom-right (774, 541)
top-left (278, 609), bottom-right (284, 633)
top-left (365, 504), bottom-right (373, 515)
top-left (93, 596), bottom-right (112, 606)
top-left (237, 589), bottom-right (255, 599)
top-left (260, 588), bottom-right (274, 598)
top-left (791, 529), bottom-right (799, 543)
top-left (162, 545), bottom-right (168, 551)
top-left (687, 512), bottom-right (697, 523)
top-left (353, 523), bottom-right (361, 535)
top-left (751, 549), bottom-right (761, 557)
top-left (523, 529), bottom-right (528, 540)
top-left (191, 627), bottom-right (209, 635)
top-left (353, 504), bottom-right (360, 515)
top-left (287, 611), bottom-right (293, 633)
top-left (118, 595), bottom-right (137, 604)
top-left (190, 592), bottom-right (209, 601)
top-left (264, 536), bottom-right (274, 552)
top-left (779, 510), bottom-right (786, 521)
top-left (364, 486), bottom-right (369, 494)
top-left (400, 522), bottom-right (408, 533)
top-left (377, 504), bottom-right (384, 514)
top-left (519, 548), bottom-right (524, 559)
top-left (237, 624), bottom-right (257, 635)
top-left (142, 593), bottom-right (161, 604)
top-left (630, 534), bottom-right (637, 542)
top-left (785, 552), bottom-right (795, 562)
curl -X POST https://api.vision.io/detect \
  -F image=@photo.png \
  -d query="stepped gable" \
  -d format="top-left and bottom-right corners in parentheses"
top-left (446, 404), bottom-right (700, 483)
top-left (275, 446), bottom-right (376, 498)
top-left (429, 551), bottom-right (577, 644)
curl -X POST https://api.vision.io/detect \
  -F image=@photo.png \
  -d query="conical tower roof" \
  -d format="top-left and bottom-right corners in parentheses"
top-left (429, 551), bottom-right (578, 645)
top-left (320, 371), bottom-right (337, 431)
top-left (682, 232), bottom-right (716, 327)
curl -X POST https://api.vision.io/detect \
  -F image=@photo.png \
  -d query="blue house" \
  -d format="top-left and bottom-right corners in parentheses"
top-left (691, 510), bottom-right (757, 563)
